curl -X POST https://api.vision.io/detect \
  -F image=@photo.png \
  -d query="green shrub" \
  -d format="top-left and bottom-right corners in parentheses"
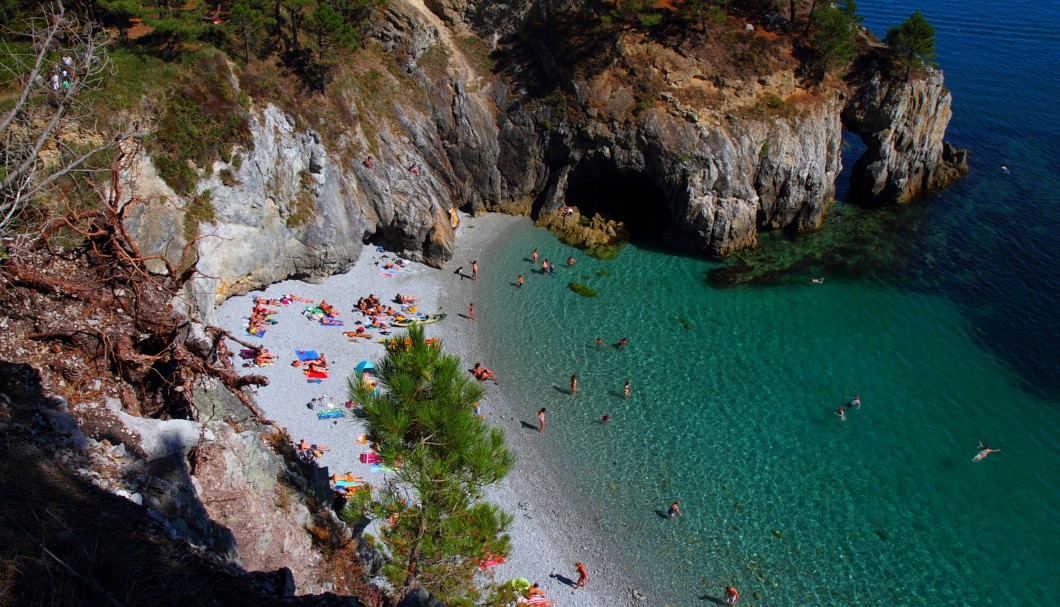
top-left (152, 52), bottom-right (251, 195)
top-left (568, 282), bottom-right (597, 297)
top-left (766, 94), bottom-right (784, 109)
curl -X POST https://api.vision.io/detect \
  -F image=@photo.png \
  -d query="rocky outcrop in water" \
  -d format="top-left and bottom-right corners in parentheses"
top-left (843, 58), bottom-right (969, 205)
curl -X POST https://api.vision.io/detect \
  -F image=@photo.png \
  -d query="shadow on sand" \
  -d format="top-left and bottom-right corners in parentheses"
top-left (549, 573), bottom-right (576, 588)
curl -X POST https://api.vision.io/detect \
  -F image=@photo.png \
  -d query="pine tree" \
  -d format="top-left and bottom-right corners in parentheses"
top-left (229, 0), bottom-right (276, 64)
top-left (346, 325), bottom-right (514, 603)
top-left (808, 4), bottom-right (856, 75)
top-left (885, 10), bottom-right (936, 79)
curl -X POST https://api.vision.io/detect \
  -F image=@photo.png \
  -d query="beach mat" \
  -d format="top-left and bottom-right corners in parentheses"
top-left (317, 409), bottom-right (343, 419)
top-left (305, 369), bottom-right (330, 379)
top-left (295, 350), bottom-right (320, 361)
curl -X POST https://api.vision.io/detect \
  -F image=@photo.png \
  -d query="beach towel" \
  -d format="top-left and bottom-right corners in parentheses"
top-left (317, 409), bottom-right (343, 419)
top-left (517, 597), bottom-right (554, 606)
top-left (368, 463), bottom-right (397, 473)
top-left (239, 349), bottom-right (257, 360)
top-left (295, 350), bottom-right (320, 361)
top-left (477, 556), bottom-right (507, 570)
top-left (332, 479), bottom-right (363, 488)
top-left (305, 369), bottom-right (330, 379)
top-left (247, 328), bottom-right (267, 337)
top-left (359, 452), bottom-right (380, 464)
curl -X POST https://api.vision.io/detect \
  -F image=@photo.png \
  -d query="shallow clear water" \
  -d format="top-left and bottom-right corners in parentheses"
top-left (470, 1), bottom-right (1060, 603)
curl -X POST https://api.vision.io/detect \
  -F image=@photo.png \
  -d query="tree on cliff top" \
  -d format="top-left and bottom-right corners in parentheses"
top-left (806, 3), bottom-right (856, 77)
top-left (346, 325), bottom-right (514, 604)
top-left (885, 10), bottom-right (936, 79)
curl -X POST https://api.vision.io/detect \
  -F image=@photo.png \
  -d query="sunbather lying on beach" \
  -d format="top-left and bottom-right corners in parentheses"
top-left (472, 363), bottom-right (497, 382)
top-left (253, 349), bottom-right (277, 366)
top-left (293, 353), bottom-right (327, 367)
top-left (395, 293), bottom-right (419, 304)
top-left (320, 317), bottom-right (345, 326)
top-left (343, 327), bottom-right (374, 339)
top-left (331, 474), bottom-right (364, 484)
top-left (288, 294), bottom-right (314, 303)
top-left (298, 439), bottom-right (330, 452)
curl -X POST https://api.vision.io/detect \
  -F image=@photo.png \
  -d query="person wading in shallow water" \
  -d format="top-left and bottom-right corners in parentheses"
top-left (570, 374), bottom-right (578, 396)
top-left (537, 408), bottom-right (546, 433)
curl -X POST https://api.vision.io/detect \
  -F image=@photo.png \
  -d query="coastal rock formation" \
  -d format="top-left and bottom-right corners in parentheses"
top-left (843, 59), bottom-right (969, 205)
top-left (118, 0), bottom-right (963, 302)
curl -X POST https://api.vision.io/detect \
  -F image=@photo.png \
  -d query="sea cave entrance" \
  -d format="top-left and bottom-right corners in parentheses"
top-left (562, 159), bottom-right (670, 244)
top-left (836, 130), bottom-right (869, 205)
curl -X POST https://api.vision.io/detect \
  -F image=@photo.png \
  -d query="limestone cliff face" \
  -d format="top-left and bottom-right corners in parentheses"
top-left (843, 60), bottom-right (968, 205)
top-left (124, 0), bottom-right (964, 306)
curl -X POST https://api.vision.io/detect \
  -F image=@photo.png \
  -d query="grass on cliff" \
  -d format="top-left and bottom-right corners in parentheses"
top-left (152, 50), bottom-right (252, 196)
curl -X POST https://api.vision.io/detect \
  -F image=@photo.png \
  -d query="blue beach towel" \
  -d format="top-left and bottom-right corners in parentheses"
top-left (295, 350), bottom-right (320, 361)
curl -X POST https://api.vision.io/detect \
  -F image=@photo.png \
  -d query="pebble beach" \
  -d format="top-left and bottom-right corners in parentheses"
top-left (213, 213), bottom-right (646, 607)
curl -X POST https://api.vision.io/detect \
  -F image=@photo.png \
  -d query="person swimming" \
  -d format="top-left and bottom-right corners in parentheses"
top-left (973, 441), bottom-right (1000, 462)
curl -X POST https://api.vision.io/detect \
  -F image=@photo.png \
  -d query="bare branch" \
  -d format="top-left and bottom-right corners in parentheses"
top-left (0, 2), bottom-right (126, 236)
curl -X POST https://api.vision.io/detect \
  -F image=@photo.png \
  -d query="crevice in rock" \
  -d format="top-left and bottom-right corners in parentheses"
top-left (562, 158), bottom-right (670, 243)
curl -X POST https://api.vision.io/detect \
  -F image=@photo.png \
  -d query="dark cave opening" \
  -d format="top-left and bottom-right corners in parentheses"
top-left (562, 159), bottom-right (671, 243)
top-left (837, 129), bottom-right (870, 205)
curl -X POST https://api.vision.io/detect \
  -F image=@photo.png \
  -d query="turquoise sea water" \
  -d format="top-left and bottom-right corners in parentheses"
top-left (471, 2), bottom-right (1060, 605)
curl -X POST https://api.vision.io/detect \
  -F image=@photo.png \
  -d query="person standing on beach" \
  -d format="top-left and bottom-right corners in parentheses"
top-left (574, 562), bottom-right (588, 589)
top-left (538, 408), bottom-right (546, 433)
top-left (471, 260), bottom-right (478, 280)
top-left (624, 381), bottom-right (631, 398)
top-left (468, 303), bottom-right (475, 320)
top-left (532, 248), bottom-right (539, 264)
top-left (570, 374), bottom-right (578, 395)
top-left (517, 275), bottom-right (524, 288)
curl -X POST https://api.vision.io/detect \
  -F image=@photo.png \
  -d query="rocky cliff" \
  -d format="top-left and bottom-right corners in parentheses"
top-left (120, 0), bottom-right (964, 306)
top-left (843, 53), bottom-right (969, 205)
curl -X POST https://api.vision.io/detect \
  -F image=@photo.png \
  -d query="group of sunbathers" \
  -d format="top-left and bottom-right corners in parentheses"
top-left (472, 362), bottom-right (497, 382)
top-left (356, 294), bottom-right (398, 318)
top-left (247, 300), bottom-right (284, 335)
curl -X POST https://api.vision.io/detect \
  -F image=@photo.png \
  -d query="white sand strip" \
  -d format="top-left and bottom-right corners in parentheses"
top-left (213, 213), bottom-right (643, 606)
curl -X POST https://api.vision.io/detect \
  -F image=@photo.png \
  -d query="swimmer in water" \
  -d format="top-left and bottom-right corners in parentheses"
top-left (835, 405), bottom-right (847, 421)
top-left (973, 441), bottom-right (1000, 462)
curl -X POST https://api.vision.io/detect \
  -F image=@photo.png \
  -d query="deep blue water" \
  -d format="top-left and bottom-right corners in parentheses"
top-left (470, 2), bottom-right (1060, 605)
